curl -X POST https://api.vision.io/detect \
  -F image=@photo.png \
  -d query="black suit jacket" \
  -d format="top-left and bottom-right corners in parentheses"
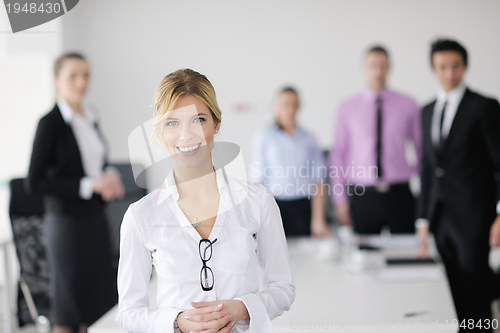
top-left (26, 104), bottom-right (110, 216)
top-left (417, 88), bottom-right (500, 236)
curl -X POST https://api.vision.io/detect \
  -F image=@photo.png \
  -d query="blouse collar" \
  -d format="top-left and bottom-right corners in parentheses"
top-left (157, 167), bottom-right (245, 205)
top-left (57, 97), bottom-right (96, 124)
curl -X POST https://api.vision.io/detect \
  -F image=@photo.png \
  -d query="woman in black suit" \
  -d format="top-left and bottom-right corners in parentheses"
top-left (26, 52), bottom-right (124, 333)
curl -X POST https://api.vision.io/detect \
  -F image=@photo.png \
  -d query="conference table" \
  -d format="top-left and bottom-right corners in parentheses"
top-left (89, 232), bottom-right (459, 333)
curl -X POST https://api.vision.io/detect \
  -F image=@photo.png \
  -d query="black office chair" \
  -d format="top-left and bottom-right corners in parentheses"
top-left (104, 163), bottom-right (147, 269)
top-left (9, 178), bottom-right (51, 329)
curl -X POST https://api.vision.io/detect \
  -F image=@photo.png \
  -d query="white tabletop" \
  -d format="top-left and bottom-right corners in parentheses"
top-left (272, 237), bottom-right (456, 332)
top-left (89, 235), bottom-right (459, 333)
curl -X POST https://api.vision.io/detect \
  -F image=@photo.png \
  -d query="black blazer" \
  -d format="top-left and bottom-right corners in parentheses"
top-left (26, 104), bottom-right (110, 216)
top-left (417, 88), bottom-right (500, 236)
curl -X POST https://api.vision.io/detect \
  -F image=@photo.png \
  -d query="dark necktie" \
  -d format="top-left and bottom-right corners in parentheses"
top-left (376, 97), bottom-right (383, 179)
top-left (438, 100), bottom-right (447, 149)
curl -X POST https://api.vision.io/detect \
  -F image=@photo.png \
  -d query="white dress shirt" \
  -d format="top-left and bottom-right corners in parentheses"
top-left (57, 97), bottom-right (107, 199)
top-left (116, 168), bottom-right (295, 333)
top-left (431, 82), bottom-right (467, 145)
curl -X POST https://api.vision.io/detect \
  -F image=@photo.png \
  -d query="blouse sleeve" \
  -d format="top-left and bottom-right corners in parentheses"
top-left (233, 186), bottom-right (295, 332)
top-left (116, 205), bottom-right (183, 333)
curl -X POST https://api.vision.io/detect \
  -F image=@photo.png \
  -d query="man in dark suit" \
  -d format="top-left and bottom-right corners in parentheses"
top-left (417, 39), bottom-right (500, 331)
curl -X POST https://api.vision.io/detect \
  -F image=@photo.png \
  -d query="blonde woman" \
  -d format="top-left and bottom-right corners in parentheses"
top-left (116, 68), bottom-right (295, 333)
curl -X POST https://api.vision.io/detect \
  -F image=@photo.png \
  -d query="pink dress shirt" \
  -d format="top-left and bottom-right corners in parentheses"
top-left (328, 87), bottom-right (421, 204)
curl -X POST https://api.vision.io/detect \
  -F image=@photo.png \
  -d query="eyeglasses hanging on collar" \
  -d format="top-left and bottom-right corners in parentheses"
top-left (199, 238), bottom-right (217, 291)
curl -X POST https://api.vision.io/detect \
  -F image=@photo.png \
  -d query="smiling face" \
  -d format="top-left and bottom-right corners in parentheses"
top-left (54, 58), bottom-right (89, 104)
top-left (161, 95), bottom-right (220, 170)
top-left (432, 51), bottom-right (466, 92)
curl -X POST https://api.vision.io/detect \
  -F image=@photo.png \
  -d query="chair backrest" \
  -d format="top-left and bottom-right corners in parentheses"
top-left (109, 163), bottom-right (146, 196)
top-left (9, 178), bottom-right (44, 216)
top-left (9, 179), bottom-right (49, 285)
top-left (9, 178), bottom-right (51, 326)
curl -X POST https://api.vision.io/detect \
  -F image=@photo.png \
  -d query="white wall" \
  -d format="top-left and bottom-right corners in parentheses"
top-left (0, 11), bottom-right (62, 183)
top-left (3, 0), bottom-right (500, 183)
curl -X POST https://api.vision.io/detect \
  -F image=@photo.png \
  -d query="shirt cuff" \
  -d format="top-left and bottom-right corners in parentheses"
top-left (153, 307), bottom-right (183, 333)
top-left (497, 201), bottom-right (500, 215)
top-left (415, 218), bottom-right (429, 229)
top-left (233, 293), bottom-right (274, 333)
top-left (79, 177), bottom-right (93, 200)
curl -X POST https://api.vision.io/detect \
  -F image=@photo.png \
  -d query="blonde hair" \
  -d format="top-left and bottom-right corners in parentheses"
top-left (150, 68), bottom-right (222, 147)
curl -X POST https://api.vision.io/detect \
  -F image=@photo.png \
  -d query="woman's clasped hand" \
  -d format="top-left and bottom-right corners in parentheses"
top-left (177, 300), bottom-right (250, 333)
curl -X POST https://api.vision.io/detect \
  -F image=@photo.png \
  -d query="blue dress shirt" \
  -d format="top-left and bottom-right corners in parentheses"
top-left (250, 124), bottom-right (326, 201)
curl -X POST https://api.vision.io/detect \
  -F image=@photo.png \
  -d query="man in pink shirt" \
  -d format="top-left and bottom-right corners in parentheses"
top-left (329, 45), bottom-right (421, 234)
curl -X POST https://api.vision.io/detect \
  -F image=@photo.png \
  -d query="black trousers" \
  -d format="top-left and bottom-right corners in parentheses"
top-left (349, 183), bottom-right (415, 234)
top-left (434, 204), bottom-right (496, 331)
top-left (275, 197), bottom-right (311, 236)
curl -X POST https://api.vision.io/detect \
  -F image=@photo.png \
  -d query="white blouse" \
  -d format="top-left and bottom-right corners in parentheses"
top-left (116, 168), bottom-right (295, 333)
